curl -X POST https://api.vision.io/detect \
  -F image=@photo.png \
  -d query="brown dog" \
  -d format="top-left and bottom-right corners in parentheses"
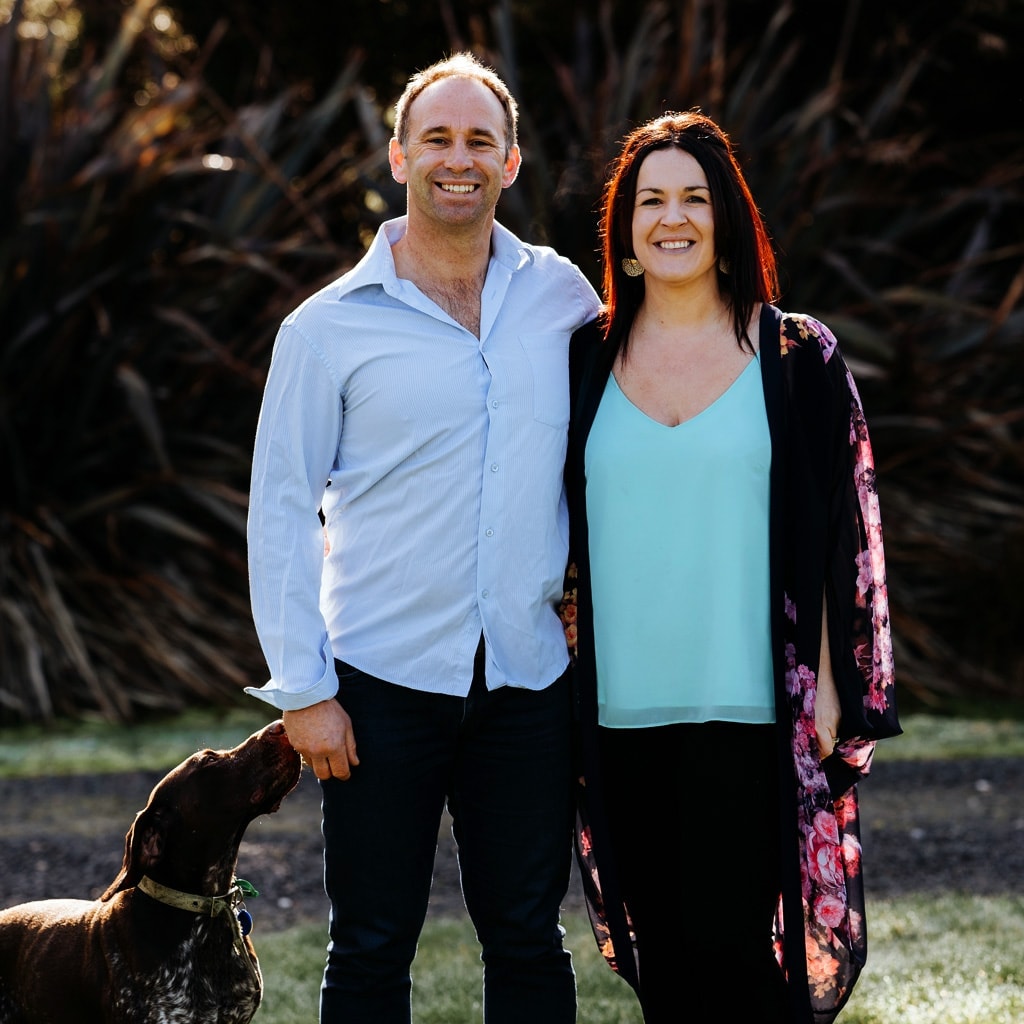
top-left (0, 720), bottom-right (301, 1024)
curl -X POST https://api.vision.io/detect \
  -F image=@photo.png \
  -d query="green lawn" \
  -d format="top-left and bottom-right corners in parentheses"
top-left (3, 707), bottom-right (1022, 1022)
top-left (2, 709), bottom-right (1024, 779)
top-left (252, 894), bottom-right (1024, 1024)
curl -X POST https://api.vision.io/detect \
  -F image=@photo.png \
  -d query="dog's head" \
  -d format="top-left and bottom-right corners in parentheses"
top-left (101, 719), bottom-right (301, 900)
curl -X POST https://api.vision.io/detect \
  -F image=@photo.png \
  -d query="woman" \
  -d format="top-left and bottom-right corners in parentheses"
top-left (563, 111), bottom-right (900, 1023)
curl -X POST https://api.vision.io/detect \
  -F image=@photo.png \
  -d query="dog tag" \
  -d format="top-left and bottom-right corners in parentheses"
top-left (237, 909), bottom-right (254, 936)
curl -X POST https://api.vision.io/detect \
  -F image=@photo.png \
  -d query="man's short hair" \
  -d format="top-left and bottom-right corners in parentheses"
top-left (392, 52), bottom-right (519, 154)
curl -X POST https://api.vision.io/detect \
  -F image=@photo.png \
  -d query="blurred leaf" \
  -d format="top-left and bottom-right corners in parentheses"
top-left (1, 0), bottom-right (1021, 722)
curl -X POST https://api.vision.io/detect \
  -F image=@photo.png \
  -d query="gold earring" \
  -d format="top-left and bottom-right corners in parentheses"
top-left (621, 257), bottom-right (645, 277)
top-left (718, 256), bottom-right (731, 274)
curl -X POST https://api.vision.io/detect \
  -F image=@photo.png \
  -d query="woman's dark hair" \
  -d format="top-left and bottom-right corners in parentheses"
top-left (598, 110), bottom-right (778, 354)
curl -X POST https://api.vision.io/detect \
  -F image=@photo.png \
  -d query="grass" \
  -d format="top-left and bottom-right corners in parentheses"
top-left (848, 895), bottom-right (1024, 1024)
top-left (3, 708), bottom-right (1024, 779)
top-left (2, 708), bottom-right (1022, 1022)
top-left (251, 896), bottom-right (1024, 1024)
top-left (251, 911), bottom-right (646, 1024)
top-left (877, 713), bottom-right (1024, 762)
top-left (0, 704), bottom-right (271, 777)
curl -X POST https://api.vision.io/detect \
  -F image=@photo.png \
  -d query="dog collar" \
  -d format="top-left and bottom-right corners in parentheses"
top-left (137, 876), bottom-right (245, 918)
top-left (137, 875), bottom-right (262, 990)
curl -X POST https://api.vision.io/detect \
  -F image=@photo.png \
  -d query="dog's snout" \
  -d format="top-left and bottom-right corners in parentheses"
top-left (255, 720), bottom-right (288, 743)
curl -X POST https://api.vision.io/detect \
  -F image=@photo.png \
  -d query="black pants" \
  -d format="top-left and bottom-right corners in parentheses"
top-left (319, 653), bottom-right (576, 1023)
top-left (598, 721), bottom-right (789, 1023)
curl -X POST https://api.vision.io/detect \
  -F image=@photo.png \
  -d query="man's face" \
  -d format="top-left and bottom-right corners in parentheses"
top-left (389, 76), bottom-right (521, 232)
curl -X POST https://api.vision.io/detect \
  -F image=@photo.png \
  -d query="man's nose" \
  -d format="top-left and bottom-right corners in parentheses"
top-left (445, 140), bottom-right (474, 170)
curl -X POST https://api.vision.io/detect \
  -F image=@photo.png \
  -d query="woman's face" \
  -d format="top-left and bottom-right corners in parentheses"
top-left (630, 147), bottom-right (717, 288)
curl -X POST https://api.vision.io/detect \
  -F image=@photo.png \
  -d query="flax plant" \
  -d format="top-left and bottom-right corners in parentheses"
top-left (1, 0), bottom-right (1021, 723)
top-left (491, 0), bottom-right (1024, 702)
top-left (0, 0), bottom-right (381, 721)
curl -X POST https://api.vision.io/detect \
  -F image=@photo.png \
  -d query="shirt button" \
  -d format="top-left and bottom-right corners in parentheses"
top-left (485, 529), bottom-right (494, 537)
top-left (481, 589), bottom-right (489, 599)
top-left (490, 462), bottom-right (499, 472)
top-left (491, 400), bottom-right (499, 409)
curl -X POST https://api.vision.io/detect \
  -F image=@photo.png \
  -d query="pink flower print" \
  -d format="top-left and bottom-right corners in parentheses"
top-left (867, 684), bottom-right (890, 713)
top-left (558, 584), bottom-right (578, 655)
top-left (813, 810), bottom-right (840, 846)
top-left (855, 549), bottom-right (873, 598)
top-left (838, 739), bottom-right (876, 775)
top-left (579, 826), bottom-right (593, 857)
top-left (808, 831), bottom-right (844, 890)
top-left (802, 663), bottom-right (817, 687)
top-left (854, 641), bottom-right (873, 677)
top-left (805, 934), bottom-right (840, 996)
top-left (848, 907), bottom-right (866, 944)
top-left (834, 793), bottom-right (856, 828)
top-left (814, 893), bottom-right (847, 930)
top-left (785, 593), bottom-right (797, 623)
top-left (849, 387), bottom-right (871, 443)
top-left (785, 642), bottom-right (797, 670)
top-left (786, 666), bottom-right (799, 696)
top-left (786, 659), bottom-right (816, 699)
top-left (806, 316), bottom-right (839, 363)
top-left (842, 833), bottom-right (863, 877)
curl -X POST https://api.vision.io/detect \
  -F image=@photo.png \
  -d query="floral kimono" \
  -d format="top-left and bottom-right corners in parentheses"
top-left (563, 303), bottom-right (901, 1023)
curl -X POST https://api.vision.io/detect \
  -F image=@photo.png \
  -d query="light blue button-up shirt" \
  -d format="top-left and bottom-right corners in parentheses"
top-left (246, 217), bottom-right (600, 710)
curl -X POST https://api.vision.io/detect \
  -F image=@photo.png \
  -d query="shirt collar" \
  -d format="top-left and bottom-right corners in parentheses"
top-left (333, 216), bottom-right (532, 302)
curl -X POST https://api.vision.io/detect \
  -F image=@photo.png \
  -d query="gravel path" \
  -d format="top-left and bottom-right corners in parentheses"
top-left (1, 756), bottom-right (1021, 934)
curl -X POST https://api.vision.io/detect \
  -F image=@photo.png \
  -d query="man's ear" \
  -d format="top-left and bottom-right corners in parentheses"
top-left (389, 138), bottom-right (408, 184)
top-left (501, 144), bottom-right (522, 189)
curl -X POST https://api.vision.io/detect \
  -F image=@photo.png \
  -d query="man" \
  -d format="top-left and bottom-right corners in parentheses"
top-left (245, 53), bottom-right (599, 1023)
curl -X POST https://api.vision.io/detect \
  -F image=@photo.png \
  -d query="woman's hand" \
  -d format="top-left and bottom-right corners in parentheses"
top-left (816, 667), bottom-right (841, 761)
top-left (816, 595), bottom-right (841, 760)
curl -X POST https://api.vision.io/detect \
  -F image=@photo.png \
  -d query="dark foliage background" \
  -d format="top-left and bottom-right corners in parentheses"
top-left (1, 0), bottom-right (1021, 723)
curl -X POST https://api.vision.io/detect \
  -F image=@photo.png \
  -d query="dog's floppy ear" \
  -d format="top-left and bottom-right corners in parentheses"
top-left (100, 805), bottom-right (172, 900)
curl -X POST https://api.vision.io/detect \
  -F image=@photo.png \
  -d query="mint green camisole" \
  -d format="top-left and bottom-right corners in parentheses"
top-left (585, 354), bottom-right (775, 728)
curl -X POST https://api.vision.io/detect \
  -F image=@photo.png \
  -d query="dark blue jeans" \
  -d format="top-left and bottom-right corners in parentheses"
top-left (319, 653), bottom-right (576, 1023)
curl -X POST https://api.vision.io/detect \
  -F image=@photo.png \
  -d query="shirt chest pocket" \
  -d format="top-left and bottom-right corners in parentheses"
top-left (519, 333), bottom-right (569, 429)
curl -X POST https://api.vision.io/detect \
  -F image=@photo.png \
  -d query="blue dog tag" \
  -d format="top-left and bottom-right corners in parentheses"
top-left (237, 909), bottom-right (253, 936)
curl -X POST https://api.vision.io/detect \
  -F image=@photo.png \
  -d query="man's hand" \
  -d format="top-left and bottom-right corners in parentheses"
top-left (282, 699), bottom-right (360, 780)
